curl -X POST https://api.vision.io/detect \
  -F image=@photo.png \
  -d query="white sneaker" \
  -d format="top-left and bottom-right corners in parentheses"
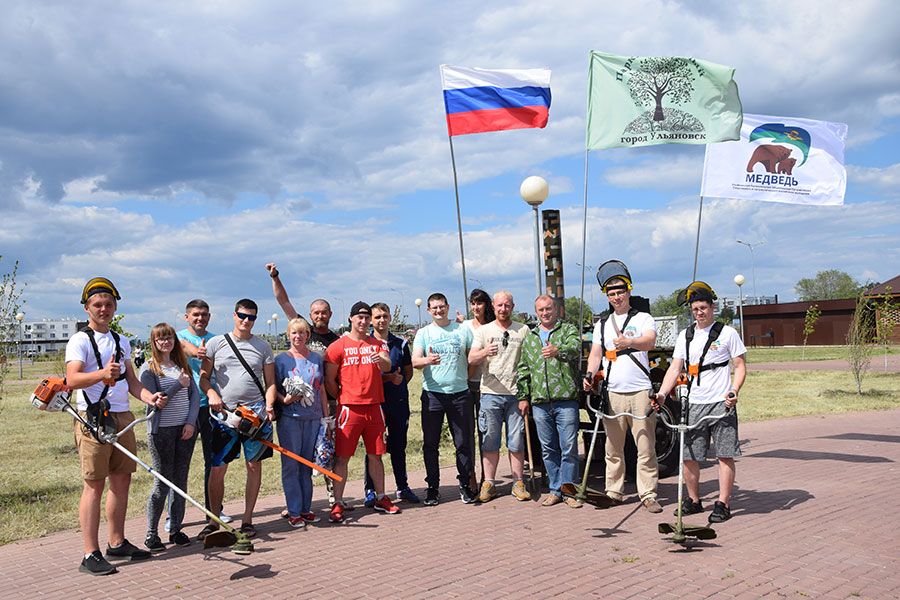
top-left (219, 512), bottom-right (233, 524)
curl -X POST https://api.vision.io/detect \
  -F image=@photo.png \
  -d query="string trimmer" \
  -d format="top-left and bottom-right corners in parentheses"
top-left (561, 374), bottom-right (658, 507)
top-left (656, 375), bottom-right (734, 545)
top-left (212, 405), bottom-right (342, 482)
top-left (560, 373), bottom-right (617, 508)
top-left (30, 377), bottom-right (254, 555)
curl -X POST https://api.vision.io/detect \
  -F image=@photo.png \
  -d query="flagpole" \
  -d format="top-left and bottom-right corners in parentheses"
top-left (578, 148), bottom-right (590, 333)
top-left (447, 135), bottom-right (470, 313)
top-left (691, 195), bottom-right (704, 281)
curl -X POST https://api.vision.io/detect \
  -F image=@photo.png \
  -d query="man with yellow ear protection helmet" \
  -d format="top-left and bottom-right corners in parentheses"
top-left (655, 281), bottom-right (747, 524)
top-left (583, 260), bottom-right (662, 513)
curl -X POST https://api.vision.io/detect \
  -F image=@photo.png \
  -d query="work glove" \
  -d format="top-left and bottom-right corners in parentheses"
top-left (283, 376), bottom-right (315, 407)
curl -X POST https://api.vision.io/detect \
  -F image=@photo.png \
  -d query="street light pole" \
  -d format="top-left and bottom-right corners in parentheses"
top-left (414, 298), bottom-right (423, 329)
top-left (271, 313), bottom-right (279, 350)
top-left (390, 287), bottom-right (405, 317)
top-left (736, 239), bottom-right (765, 303)
top-left (734, 274), bottom-right (746, 345)
top-left (576, 262), bottom-right (595, 309)
top-left (520, 176), bottom-right (549, 299)
top-left (15, 312), bottom-right (24, 379)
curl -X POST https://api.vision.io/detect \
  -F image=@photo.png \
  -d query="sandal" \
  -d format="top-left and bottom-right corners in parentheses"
top-left (708, 501), bottom-right (731, 523)
top-left (239, 523), bottom-right (257, 537)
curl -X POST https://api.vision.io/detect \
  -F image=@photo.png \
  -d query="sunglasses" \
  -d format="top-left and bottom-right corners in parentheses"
top-left (502, 330), bottom-right (510, 348)
top-left (236, 311), bottom-right (258, 322)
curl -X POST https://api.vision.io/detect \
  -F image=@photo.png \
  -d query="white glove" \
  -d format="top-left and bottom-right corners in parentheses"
top-left (283, 376), bottom-right (315, 407)
top-left (321, 416), bottom-right (335, 431)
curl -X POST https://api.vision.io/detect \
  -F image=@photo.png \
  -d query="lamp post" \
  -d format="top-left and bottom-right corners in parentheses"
top-left (736, 239), bottom-right (765, 304)
top-left (414, 298), bottom-right (423, 329)
top-left (576, 262), bottom-right (595, 308)
top-left (267, 319), bottom-right (272, 337)
top-left (520, 176), bottom-right (549, 298)
top-left (734, 274), bottom-right (746, 345)
top-left (271, 313), bottom-right (279, 350)
top-left (15, 312), bottom-right (24, 379)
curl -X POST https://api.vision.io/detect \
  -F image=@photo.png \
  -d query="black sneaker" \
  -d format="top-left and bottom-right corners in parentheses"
top-left (144, 534), bottom-right (165, 552)
top-left (423, 487), bottom-right (440, 506)
top-left (79, 550), bottom-right (118, 576)
top-left (675, 497), bottom-right (703, 516)
top-left (168, 531), bottom-right (191, 547)
top-left (708, 500), bottom-right (732, 523)
top-left (106, 539), bottom-right (151, 561)
top-left (459, 485), bottom-right (479, 504)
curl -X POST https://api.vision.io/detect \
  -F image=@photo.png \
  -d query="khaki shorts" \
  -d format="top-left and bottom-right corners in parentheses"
top-left (74, 411), bottom-right (138, 480)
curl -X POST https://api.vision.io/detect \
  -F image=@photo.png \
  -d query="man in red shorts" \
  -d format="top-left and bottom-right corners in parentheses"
top-left (324, 301), bottom-right (401, 522)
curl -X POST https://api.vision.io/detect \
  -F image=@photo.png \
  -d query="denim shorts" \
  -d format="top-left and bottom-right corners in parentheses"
top-left (478, 393), bottom-right (523, 453)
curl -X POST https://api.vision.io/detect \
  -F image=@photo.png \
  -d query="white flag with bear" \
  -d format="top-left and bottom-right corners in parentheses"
top-left (701, 113), bottom-right (847, 206)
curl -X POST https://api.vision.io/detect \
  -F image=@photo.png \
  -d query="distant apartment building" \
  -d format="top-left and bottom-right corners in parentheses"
top-left (20, 318), bottom-right (87, 354)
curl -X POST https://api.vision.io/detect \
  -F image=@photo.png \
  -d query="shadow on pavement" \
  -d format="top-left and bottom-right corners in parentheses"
top-left (749, 449), bottom-right (893, 463)
top-left (818, 432), bottom-right (900, 444)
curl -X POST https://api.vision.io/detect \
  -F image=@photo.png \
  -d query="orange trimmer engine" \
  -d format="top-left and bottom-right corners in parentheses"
top-left (225, 405), bottom-right (264, 439)
top-left (31, 377), bottom-right (71, 412)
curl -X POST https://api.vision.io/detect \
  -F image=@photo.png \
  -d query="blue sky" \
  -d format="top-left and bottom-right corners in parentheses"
top-left (1, 0), bottom-right (898, 336)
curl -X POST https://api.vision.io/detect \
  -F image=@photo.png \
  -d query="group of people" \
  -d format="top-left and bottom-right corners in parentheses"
top-left (63, 261), bottom-right (746, 577)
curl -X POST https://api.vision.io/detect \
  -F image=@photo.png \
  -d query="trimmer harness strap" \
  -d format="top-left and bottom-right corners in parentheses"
top-left (684, 321), bottom-right (728, 388)
top-left (80, 326), bottom-right (124, 442)
top-left (598, 308), bottom-right (651, 381)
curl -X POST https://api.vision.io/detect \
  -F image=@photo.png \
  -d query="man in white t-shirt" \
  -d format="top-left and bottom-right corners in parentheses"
top-left (584, 271), bottom-right (661, 513)
top-left (468, 290), bottom-right (530, 503)
top-left (655, 282), bottom-right (746, 524)
top-left (65, 277), bottom-right (166, 575)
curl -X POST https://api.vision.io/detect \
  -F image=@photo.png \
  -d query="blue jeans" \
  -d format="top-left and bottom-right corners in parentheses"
top-left (276, 416), bottom-right (319, 516)
top-left (531, 400), bottom-right (580, 496)
top-left (479, 393), bottom-right (523, 453)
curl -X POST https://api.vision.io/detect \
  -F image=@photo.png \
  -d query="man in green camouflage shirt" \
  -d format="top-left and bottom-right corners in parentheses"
top-left (516, 295), bottom-right (583, 508)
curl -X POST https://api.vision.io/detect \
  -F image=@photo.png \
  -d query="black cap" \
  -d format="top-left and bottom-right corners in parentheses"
top-left (349, 301), bottom-right (371, 318)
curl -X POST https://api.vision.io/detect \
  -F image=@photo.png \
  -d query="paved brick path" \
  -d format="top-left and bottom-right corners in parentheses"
top-left (751, 354), bottom-right (900, 372)
top-left (2, 409), bottom-right (898, 599)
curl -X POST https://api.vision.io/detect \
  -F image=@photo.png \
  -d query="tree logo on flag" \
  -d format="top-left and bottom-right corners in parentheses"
top-left (745, 123), bottom-right (811, 175)
top-left (622, 57), bottom-right (705, 136)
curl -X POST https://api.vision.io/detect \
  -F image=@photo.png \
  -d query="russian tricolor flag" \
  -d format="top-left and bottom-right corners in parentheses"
top-left (440, 65), bottom-right (552, 137)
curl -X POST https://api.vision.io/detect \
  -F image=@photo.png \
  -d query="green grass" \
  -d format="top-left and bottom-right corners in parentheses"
top-left (0, 361), bottom-right (458, 546)
top-left (0, 356), bottom-right (898, 545)
top-left (747, 345), bottom-right (897, 363)
top-left (739, 370), bottom-right (899, 421)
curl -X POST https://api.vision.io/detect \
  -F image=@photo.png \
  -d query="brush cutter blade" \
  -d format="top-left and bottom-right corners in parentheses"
top-left (203, 530), bottom-right (237, 549)
top-left (560, 483), bottom-right (617, 508)
top-left (658, 522), bottom-right (717, 541)
top-left (231, 534), bottom-right (254, 555)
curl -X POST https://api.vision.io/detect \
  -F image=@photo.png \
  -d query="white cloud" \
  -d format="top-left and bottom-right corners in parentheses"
top-left (603, 154), bottom-right (703, 190)
top-left (0, 0), bottom-right (897, 206)
top-left (847, 163), bottom-right (900, 196)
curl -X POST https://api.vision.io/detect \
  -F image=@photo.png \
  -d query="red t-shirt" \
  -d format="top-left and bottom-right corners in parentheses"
top-left (324, 335), bottom-right (388, 405)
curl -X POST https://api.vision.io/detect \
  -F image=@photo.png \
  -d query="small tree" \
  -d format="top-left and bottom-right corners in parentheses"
top-left (873, 286), bottom-right (896, 372)
top-left (801, 304), bottom-right (821, 360)
top-left (563, 296), bottom-right (593, 330)
top-left (846, 293), bottom-right (874, 395)
top-left (0, 257), bottom-right (25, 410)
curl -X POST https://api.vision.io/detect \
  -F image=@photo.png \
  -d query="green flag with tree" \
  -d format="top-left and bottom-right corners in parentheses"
top-left (586, 51), bottom-right (743, 150)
